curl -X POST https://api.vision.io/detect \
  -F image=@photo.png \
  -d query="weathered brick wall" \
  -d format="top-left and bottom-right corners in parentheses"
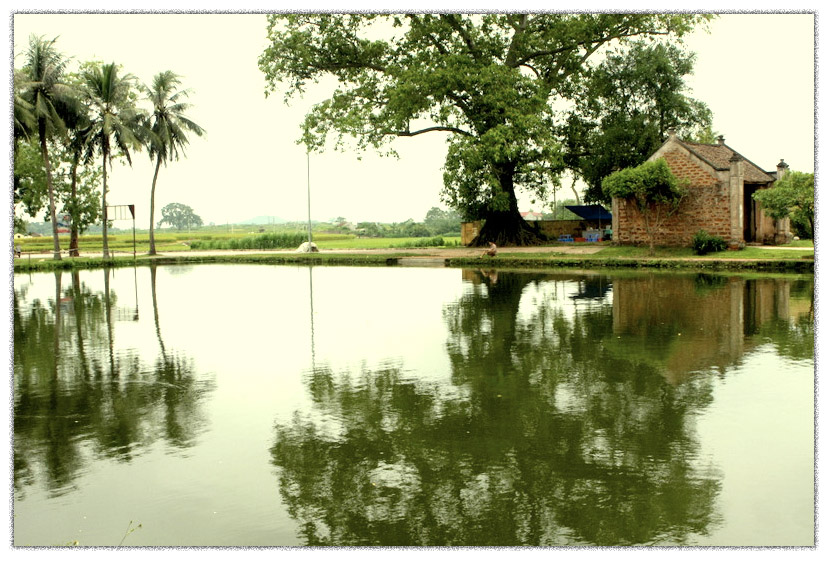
top-left (461, 221), bottom-right (482, 245)
top-left (461, 219), bottom-right (599, 245)
top-left (615, 149), bottom-right (731, 247)
top-left (533, 220), bottom-right (588, 239)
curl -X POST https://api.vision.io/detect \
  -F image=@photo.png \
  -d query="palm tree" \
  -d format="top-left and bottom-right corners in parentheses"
top-left (17, 36), bottom-right (80, 260)
top-left (80, 62), bottom-right (143, 259)
top-left (142, 71), bottom-right (205, 255)
top-left (65, 119), bottom-right (92, 257)
top-left (13, 70), bottom-right (36, 232)
top-left (13, 69), bottom-right (36, 142)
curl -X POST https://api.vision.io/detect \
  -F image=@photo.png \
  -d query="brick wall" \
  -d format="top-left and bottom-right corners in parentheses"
top-left (615, 149), bottom-right (731, 247)
top-left (461, 221), bottom-right (482, 245)
top-left (461, 219), bottom-right (602, 245)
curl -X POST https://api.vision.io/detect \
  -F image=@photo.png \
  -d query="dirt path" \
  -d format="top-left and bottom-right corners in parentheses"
top-left (50, 244), bottom-right (605, 260)
top-left (18, 243), bottom-right (810, 262)
top-left (320, 245), bottom-right (605, 258)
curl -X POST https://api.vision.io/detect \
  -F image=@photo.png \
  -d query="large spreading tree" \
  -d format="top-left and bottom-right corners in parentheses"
top-left (259, 13), bottom-right (711, 246)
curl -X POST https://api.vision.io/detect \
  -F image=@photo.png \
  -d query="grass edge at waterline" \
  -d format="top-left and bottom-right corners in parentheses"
top-left (12, 248), bottom-right (814, 274)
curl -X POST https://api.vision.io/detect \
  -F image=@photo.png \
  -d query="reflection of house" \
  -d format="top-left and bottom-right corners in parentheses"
top-left (611, 131), bottom-right (792, 247)
top-left (611, 275), bottom-right (801, 384)
top-left (570, 276), bottom-right (612, 301)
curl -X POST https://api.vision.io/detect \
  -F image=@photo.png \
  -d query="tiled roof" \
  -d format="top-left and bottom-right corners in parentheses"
top-left (679, 140), bottom-right (776, 184)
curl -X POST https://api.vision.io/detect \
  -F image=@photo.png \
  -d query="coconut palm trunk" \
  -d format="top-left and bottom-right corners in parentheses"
top-left (38, 122), bottom-right (62, 260)
top-left (68, 155), bottom-right (80, 257)
top-left (142, 71), bottom-right (205, 256)
top-left (102, 157), bottom-right (110, 259)
top-left (148, 155), bottom-right (162, 255)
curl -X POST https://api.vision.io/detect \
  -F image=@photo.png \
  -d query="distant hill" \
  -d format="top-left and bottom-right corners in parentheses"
top-left (238, 215), bottom-right (288, 225)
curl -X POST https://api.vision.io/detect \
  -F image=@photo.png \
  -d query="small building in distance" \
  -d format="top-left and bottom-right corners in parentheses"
top-left (610, 131), bottom-right (792, 247)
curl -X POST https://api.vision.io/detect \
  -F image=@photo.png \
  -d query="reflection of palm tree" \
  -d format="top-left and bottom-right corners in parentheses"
top-left (150, 264), bottom-right (166, 359)
top-left (149, 263), bottom-right (212, 447)
top-left (70, 271), bottom-right (91, 378)
top-left (13, 268), bottom-right (214, 494)
top-left (103, 268), bottom-right (116, 377)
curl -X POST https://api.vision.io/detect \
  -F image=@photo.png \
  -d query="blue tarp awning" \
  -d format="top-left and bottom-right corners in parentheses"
top-left (565, 205), bottom-right (612, 221)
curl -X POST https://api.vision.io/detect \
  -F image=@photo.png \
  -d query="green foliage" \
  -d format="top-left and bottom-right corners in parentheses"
top-left (603, 158), bottom-right (687, 254)
top-left (691, 230), bottom-right (727, 255)
top-left (424, 206), bottom-right (462, 235)
top-left (142, 71), bottom-right (205, 165)
top-left (14, 137), bottom-right (102, 234)
top-left (753, 170), bottom-right (814, 239)
top-left (80, 61), bottom-right (144, 258)
top-left (142, 70), bottom-right (206, 254)
top-left (189, 232), bottom-right (306, 250)
top-left (392, 236), bottom-right (460, 248)
top-left (259, 14), bottom-right (711, 241)
top-left (356, 219), bottom-right (435, 238)
top-left (158, 202), bottom-right (203, 230)
top-left (687, 125), bottom-right (722, 144)
top-left (564, 42), bottom-right (712, 204)
top-left (13, 138), bottom-right (48, 218)
top-left (602, 158), bottom-right (686, 206)
top-left (15, 34), bottom-right (84, 259)
top-left (542, 199), bottom-right (582, 220)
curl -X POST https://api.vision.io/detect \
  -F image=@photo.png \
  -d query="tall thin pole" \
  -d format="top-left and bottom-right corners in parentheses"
top-left (309, 265), bottom-right (315, 370)
top-left (306, 151), bottom-right (312, 245)
top-left (132, 216), bottom-right (136, 261)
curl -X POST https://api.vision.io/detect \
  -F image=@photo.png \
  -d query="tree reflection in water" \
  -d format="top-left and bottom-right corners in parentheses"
top-left (13, 267), bottom-right (214, 498)
top-left (271, 270), bottom-right (812, 546)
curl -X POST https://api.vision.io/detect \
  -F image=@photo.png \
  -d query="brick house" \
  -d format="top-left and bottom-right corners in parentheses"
top-left (611, 130), bottom-right (792, 247)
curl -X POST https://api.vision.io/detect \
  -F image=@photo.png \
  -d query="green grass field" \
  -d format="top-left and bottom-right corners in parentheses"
top-left (13, 229), bottom-right (813, 273)
top-left (13, 230), bottom-right (464, 255)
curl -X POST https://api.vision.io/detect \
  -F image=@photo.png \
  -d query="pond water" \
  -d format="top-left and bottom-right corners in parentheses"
top-left (12, 264), bottom-right (814, 547)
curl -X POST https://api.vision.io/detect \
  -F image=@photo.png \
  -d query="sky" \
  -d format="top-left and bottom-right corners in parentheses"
top-left (7, 6), bottom-right (819, 229)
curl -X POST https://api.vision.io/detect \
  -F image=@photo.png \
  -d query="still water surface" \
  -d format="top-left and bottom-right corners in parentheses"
top-left (12, 265), bottom-right (814, 546)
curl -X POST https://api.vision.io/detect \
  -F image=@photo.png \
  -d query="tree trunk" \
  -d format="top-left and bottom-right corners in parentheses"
top-left (569, 174), bottom-right (581, 204)
top-left (469, 164), bottom-right (546, 247)
top-left (39, 126), bottom-right (61, 260)
top-left (69, 157), bottom-right (79, 257)
top-left (102, 155), bottom-right (110, 259)
top-left (148, 156), bottom-right (162, 255)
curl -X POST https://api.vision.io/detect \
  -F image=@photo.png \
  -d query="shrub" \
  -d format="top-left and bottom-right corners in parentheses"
top-left (189, 232), bottom-right (306, 250)
top-left (392, 236), bottom-right (460, 248)
top-left (692, 230), bottom-right (727, 255)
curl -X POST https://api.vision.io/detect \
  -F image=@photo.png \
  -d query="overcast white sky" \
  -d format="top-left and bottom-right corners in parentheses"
top-left (7, 6), bottom-right (819, 228)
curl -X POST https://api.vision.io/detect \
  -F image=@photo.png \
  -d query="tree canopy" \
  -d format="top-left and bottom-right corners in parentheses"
top-left (17, 35), bottom-right (83, 259)
top-left (602, 157), bottom-right (687, 253)
top-left (753, 170), bottom-right (814, 239)
top-left (80, 61), bottom-right (144, 258)
top-left (563, 42), bottom-right (712, 203)
top-left (158, 202), bottom-right (203, 230)
top-left (259, 13), bottom-right (712, 245)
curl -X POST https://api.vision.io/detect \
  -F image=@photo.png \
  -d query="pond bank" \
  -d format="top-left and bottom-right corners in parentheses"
top-left (12, 246), bottom-right (815, 274)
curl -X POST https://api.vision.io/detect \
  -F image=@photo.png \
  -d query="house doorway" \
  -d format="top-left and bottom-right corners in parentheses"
top-left (743, 185), bottom-right (760, 242)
